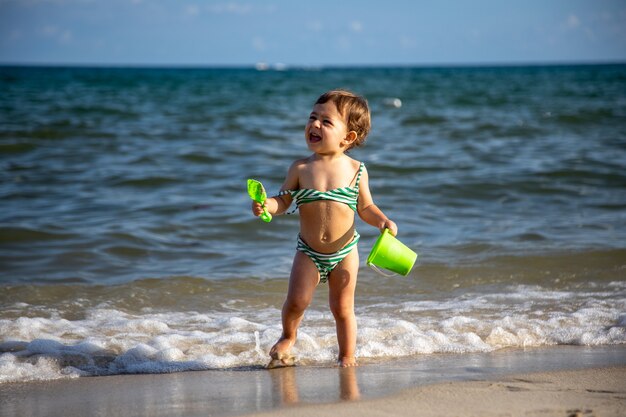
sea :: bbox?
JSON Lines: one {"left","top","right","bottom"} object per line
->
{"left": 0, "top": 64, "right": 625, "bottom": 384}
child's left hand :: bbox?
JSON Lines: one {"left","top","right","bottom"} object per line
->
{"left": 381, "top": 219, "right": 398, "bottom": 236}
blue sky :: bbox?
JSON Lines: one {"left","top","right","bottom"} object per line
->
{"left": 1, "top": 0, "right": 625, "bottom": 66}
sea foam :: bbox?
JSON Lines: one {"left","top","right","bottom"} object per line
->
{"left": 0, "top": 284, "right": 624, "bottom": 383}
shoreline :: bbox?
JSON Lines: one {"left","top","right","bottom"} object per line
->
{"left": 0, "top": 345, "right": 624, "bottom": 417}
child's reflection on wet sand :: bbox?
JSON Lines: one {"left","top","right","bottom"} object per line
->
{"left": 269, "top": 366, "right": 360, "bottom": 406}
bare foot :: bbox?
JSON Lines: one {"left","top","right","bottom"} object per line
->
{"left": 269, "top": 336, "right": 295, "bottom": 357}
{"left": 267, "top": 337, "right": 296, "bottom": 369}
{"left": 266, "top": 352, "right": 296, "bottom": 369}
{"left": 337, "top": 356, "right": 358, "bottom": 367}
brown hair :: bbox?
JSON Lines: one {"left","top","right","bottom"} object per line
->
{"left": 315, "top": 89, "right": 371, "bottom": 149}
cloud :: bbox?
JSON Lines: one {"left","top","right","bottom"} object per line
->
{"left": 206, "top": 2, "right": 252, "bottom": 15}
{"left": 41, "top": 25, "right": 58, "bottom": 36}
{"left": 6, "top": 0, "right": 96, "bottom": 4}
{"left": 350, "top": 21, "right": 363, "bottom": 33}
{"left": 41, "top": 25, "right": 72, "bottom": 43}
{"left": 566, "top": 14, "right": 580, "bottom": 29}
{"left": 181, "top": 2, "right": 276, "bottom": 17}
{"left": 60, "top": 30, "right": 72, "bottom": 42}
{"left": 185, "top": 4, "right": 199, "bottom": 17}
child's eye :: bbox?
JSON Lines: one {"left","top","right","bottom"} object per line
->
{"left": 323, "top": 119, "right": 333, "bottom": 125}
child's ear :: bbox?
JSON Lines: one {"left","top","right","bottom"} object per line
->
{"left": 344, "top": 131, "right": 358, "bottom": 146}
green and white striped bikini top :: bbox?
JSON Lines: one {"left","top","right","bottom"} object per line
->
{"left": 279, "top": 162, "right": 365, "bottom": 212}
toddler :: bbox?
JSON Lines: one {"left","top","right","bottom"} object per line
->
{"left": 251, "top": 89, "right": 397, "bottom": 367}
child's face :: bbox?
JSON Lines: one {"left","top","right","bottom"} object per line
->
{"left": 305, "top": 101, "right": 355, "bottom": 154}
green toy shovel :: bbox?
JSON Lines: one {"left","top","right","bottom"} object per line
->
{"left": 247, "top": 179, "right": 272, "bottom": 222}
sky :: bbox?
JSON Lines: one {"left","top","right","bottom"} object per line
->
{"left": 1, "top": 0, "right": 625, "bottom": 67}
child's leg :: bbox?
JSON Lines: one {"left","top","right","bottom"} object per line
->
{"left": 269, "top": 251, "right": 319, "bottom": 360}
{"left": 328, "top": 248, "right": 359, "bottom": 367}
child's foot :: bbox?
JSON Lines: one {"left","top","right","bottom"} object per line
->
{"left": 266, "top": 351, "right": 296, "bottom": 369}
{"left": 337, "top": 356, "right": 358, "bottom": 367}
{"left": 269, "top": 336, "right": 295, "bottom": 357}
{"left": 267, "top": 337, "right": 296, "bottom": 369}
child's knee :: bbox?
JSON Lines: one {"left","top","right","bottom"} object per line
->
{"left": 330, "top": 301, "right": 354, "bottom": 321}
{"left": 284, "top": 295, "right": 310, "bottom": 313}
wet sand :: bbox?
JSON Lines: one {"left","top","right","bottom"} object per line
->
{"left": 0, "top": 346, "right": 624, "bottom": 417}
{"left": 250, "top": 366, "right": 626, "bottom": 417}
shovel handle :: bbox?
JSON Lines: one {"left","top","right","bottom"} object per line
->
{"left": 260, "top": 205, "right": 272, "bottom": 222}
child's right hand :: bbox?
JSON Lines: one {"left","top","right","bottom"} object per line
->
{"left": 251, "top": 201, "right": 265, "bottom": 217}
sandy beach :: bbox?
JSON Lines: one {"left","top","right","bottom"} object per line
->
{"left": 0, "top": 346, "right": 624, "bottom": 417}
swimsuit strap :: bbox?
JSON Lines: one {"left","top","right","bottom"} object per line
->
{"left": 353, "top": 162, "right": 365, "bottom": 190}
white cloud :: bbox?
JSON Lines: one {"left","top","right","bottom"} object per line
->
{"left": 207, "top": 2, "right": 252, "bottom": 15}
{"left": 42, "top": 25, "right": 59, "bottom": 37}
{"left": 41, "top": 25, "right": 72, "bottom": 43}
{"left": 185, "top": 4, "right": 199, "bottom": 17}
{"left": 566, "top": 14, "right": 580, "bottom": 29}
{"left": 8, "top": 0, "right": 96, "bottom": 4}
{"left": 350, "top": 21, "right": 363, "bottom": 33}
{"left": 59, "top": 29, "right": 71, "bottom": 42}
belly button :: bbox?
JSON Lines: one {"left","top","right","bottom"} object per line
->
{"left": 321, "top": 234, "right": 330, "bottom": 242}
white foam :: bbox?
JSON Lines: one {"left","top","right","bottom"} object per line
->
{"left": 0, "top": 353, "right": 83, "bottom": 383}
{"left": 1, "top": 285, "right": 624, "bottom": 383}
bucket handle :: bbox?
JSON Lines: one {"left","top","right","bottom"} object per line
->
{"left": 367, "top": 262, "right": 398, "bottom": 277}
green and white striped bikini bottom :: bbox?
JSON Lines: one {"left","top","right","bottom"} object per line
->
{"left": 296, "top": 232, "right": 360, "bottom": 283}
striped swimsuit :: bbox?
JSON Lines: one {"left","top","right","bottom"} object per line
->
{"left": 279, "top": 162, "right": 364, "bottom": 283}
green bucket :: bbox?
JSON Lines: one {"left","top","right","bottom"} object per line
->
{"left": 366, "top": 229, "right": 417, "bottom": 276}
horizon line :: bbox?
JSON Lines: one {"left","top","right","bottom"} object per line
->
{"left": 1, "top": 59, "right": 625, "bottom": 70}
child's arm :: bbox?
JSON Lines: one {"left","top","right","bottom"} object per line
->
{"left": 251, "top": 161, "right": 300, "bottom": 217}
{"left": 356, "top": 167, "right": 398, "bottom": 236}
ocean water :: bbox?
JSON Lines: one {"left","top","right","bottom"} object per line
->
{"left": 0, "top": 64, "right": 625, "bottom": 383}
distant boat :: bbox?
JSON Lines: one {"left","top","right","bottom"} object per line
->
{"left": 383, "top": 98, "right": 402, "bottom": 108}
{"left": 255, "top": 62, "right": 288, "bottom": 71}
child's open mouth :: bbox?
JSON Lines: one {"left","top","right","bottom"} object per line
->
{"left": 309, "top": 133, "right": 322, "bottom": 143}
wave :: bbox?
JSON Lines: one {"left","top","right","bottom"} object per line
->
{"left": 0, "top": 226, "right": 79, "bottom": 243}
{"left": 1, "top": 281, "right": 623, "bottom": 383}
{"left": 112, "top": 176, "right": 182, "bottom": 188}
{"left": 0, "top": 142, "right": 38, "bottom": 154}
